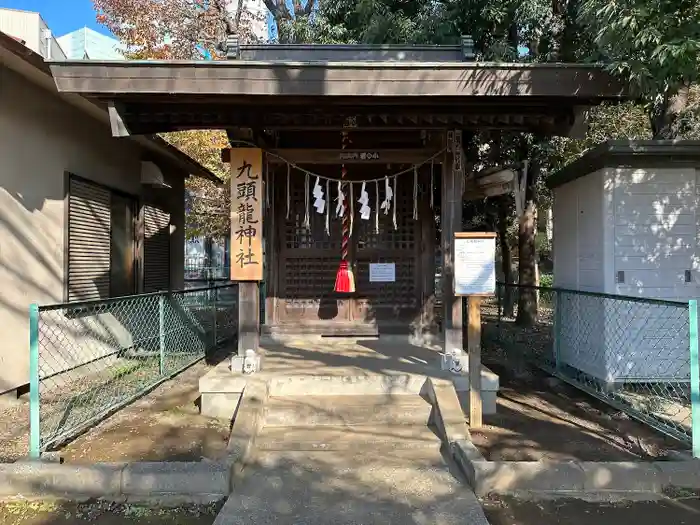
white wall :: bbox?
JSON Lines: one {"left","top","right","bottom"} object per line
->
{"left": 553, "top": 165, "right": 693, "bottom": 383}
{"left": 0, "top": 65, "right": 184, "bottom": 394}
{"left": 0, "top": 9, "right": 65, "bottom": 60}
{"left": 552, "top": 169, "right": 604, "bottom": 292}
{"left": 612, "top": 167, "right": 697, "bottom": 301}
{"left": 39, "top": 17, "right": 66, "bottom": 60}
{"left": 0, "top": 9, "right": 41, "bottom": 54}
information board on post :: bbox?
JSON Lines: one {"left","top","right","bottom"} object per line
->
{"left": 230, "top": 148, "right": 264, "bottom": 281}
{"left": 454, "top": 232, "right": 496, "bottom": 297}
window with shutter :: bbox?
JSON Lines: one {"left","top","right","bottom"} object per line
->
{"left": 143, "top": 203, "right": 171, "bottom": 293}
{"left": 67, "top": 177, "right": 111, "bottom": 302}
{"left": 67, "top": 175, "right": 139, "bottom": 301}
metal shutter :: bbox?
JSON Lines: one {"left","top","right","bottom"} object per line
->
{"left": 67, "top": 177, "right": 111, "bottom": 302}
{"left": 143, "top": 204, "right": 171, "bottom": 292}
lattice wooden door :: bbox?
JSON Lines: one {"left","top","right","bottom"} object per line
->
{"left": 353, "top": 179, "right": 421, "bottom": 327}
{"left": 277, "top": 175, "right": 352, "bottom": 325}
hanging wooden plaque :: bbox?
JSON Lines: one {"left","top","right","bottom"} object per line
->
{"left": 229, "top": 148, "right": 263, "bottom": 281}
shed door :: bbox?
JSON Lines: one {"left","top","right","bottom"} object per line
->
{"left": 67, "top": 176, "right": 111, "bottom": 302}
{"left": 143, "top": 203, "right": 171, "bottom": 292}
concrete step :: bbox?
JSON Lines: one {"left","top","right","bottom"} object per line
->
{"left": 264, "top": 394, "right": 433, "bottom": 426}
{"left": 253, "top": 447, "right": 446, "bottom": 469}
{"left": 214, "top": 446, "right": 490, "bottom": 525}
{"left": 255, "top": 424, "right": 442, "bottom": 451}
{"left": 268, "top": 374, "right": 429, "bottom": 396}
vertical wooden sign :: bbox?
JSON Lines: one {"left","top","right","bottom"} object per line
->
{"left": 230, "top": 148, "right": 264, "bottom": 281}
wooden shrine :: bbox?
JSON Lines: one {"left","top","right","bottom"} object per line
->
{"left": 48, "top": 38, "right": 627, "bottom": 359}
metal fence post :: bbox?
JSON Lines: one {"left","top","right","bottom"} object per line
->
{"left": 29, "top": 303, "right": 40, "bottom": 460}
{"left": 554, "top": 289, "right": 563, "bottom": 372}
{"left": 689, "top": 299, "right": 700, "bottom": 458}
{"left": 496, "top": 283, "right": 502, "bottom": 339}
{"left": 159, "top": 294, "right": 165, "bottom": 376}
{"left": 212, "top": 288, "right": 218, "bottom": 349}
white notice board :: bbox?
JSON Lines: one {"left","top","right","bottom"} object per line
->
{"left": 454, "top": 233, "right": 496, "bottom": 296}
{"left": 369, "top": 263, "right": 396, "bottom": 282}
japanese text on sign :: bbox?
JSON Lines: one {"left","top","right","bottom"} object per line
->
{"left": 230, "top": 148, "right": 263, "bottom": 281}
{"left": 454, "top": 233, "right": 496, "bottom": 296}
{"left": 369, "top": 263, "right": 396, "bottom": 282}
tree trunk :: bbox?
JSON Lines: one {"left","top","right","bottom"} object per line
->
{"left": 497, "top": 197, "right": 515, "bottom": 318}
{"left": 515, "top": 158, "right": 539, "bottom": 326}
{"left": 234, "top": 0, "right": 245, "bottom": 30}
{"left": 651, "top": 83, "right": 690, "bottom": 139}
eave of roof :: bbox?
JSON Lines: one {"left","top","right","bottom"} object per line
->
{"left": 0, "top": 31, "right": 221, "bottom": 184}
{"left": 47, "top": 59, "right": 628, "bottom": 102}
{"left": 547, "top": 140, "right": 700, "bottom": 189}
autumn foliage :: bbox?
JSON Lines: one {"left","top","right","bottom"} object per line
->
{"left": 92, "top": 1, "right": 264, "bottom": 238}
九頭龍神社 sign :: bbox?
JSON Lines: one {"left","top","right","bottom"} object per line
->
{"left": 230, "top": 148, "right": 263, "bottom": 281}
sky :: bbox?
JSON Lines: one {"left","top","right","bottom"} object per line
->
{"left": 2, "top": 0, "right": 111, "bottom": 37}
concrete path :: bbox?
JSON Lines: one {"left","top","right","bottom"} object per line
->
{"left": 214, "top": 394, "right": 490, "bottom": 524}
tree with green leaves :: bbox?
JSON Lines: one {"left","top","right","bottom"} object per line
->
{"left": 580, "top": 0, "right": 700, "bottom": 138}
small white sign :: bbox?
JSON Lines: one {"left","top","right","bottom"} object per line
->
{"left": 369, "top": 262, "right": 396, "bottom": 282}
{"left": 454, "top": 235, "right": 496, "bottom": 296}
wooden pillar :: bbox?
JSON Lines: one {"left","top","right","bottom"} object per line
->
{"left": 441, "top": 131, "right": 464, "bottom": 353}
{"left": 264, "top": 158, "right": 277, "bottom": 328}
{"left": 238, "top": 282, "right": 260, "bottom": 353}
{"left": 467, "top": 295, "right": 483, "bottom": 428}
{"left": 419, "top": 169, "right": 436, "bottom": 338}
{"left": 229, "top": 147, "right": 264, "bottom": 354}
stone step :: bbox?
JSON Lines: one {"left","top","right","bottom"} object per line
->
{"left": 253, "top": 447, "right": 446, "bottom": 469}
{"left": 268, "top": 374, "right": 429, "bottom": 396}
{"left": 264, "top": 394, "right": 433, "bottom": 426}
{"left": 255, "top": 424, "right": 441, "bottom": 451}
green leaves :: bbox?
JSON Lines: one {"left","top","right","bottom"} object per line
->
{"left": 579, "top": 0, "right": 699, "bottom": 136}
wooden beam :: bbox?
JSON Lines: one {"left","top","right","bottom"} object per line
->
{"left": 107, "top": 101, "right": 130, "bottom": 137}
{"left": 50, "top": 62, "right": 627, "bottom": 100}
{"left": 266, "top": 148, "right": 443, "bottom": 165}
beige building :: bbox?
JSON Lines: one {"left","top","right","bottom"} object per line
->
{"left": 0, "top": 31, "right": 219, "bottom": 397}
{"left": 0, "top": 7, "right": 66, "bottom": 59}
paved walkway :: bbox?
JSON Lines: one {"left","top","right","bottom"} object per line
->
{"left": 213, "top": 339, "right": 491, "bottom": 524}
{"left": 215, "top": 449, "right": 489, "bottom": 524}
{"left": 254, "top": 336, "right": 454, "bottom": 378}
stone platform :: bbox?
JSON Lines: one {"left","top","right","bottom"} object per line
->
{"left": 198, "top": 336, "right": 500, "bottom": 421}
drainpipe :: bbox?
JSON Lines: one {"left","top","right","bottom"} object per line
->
{"left": 42, "top": 29, "right": 52, "bottom": 60}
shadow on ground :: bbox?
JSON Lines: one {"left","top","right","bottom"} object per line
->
{"left": 54, "top": 349, "right": 233, "bottom": 463}
{"left": 482, "top": 493, "right": 700, "bottom": 525}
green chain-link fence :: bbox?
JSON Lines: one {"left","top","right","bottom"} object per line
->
{"left": 29, "top": 284, "right": 237, "bottom": 457}
{"left": 184, "top": 263, "right": 265, "bottom": 322}
{"left": 482, "top": 283, "right": 698, "bottom": 448}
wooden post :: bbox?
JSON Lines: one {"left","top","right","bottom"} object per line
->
{"left": 238, "top": 282, "right": 260, "bottom": 353}
{"left": 454, "top": 232, "right": 497, "bottom": 430}
{"left": 467, "top": 295, "right": 483, "bottom": 428}
{"left": 229, "top": 147, "right": 264, "bottom": 354}
{"left": 441, "top": 131, "right": 464, "bottom": 354}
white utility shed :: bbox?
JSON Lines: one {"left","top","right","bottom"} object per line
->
{"left": 548, "top": 141, "right": 698, "bottom": 384}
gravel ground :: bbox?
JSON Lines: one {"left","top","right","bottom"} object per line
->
{"left": 482, "top": 492, "right": 700, "bottom": 525}
{"left": 56, "top": 357, "right": 231, "bottom": 462}
{"left": 0, "top": 353, "right": 231, "bottom": 463}
{"left": 0, "top": 500, "right": 223, "bottom": 525}
{"left": 0, "top": 397, "right": 29, "bottom": 462}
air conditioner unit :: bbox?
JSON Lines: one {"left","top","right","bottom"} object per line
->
{"left": 141, "top": 161, "right": 171, "bottom": 188}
